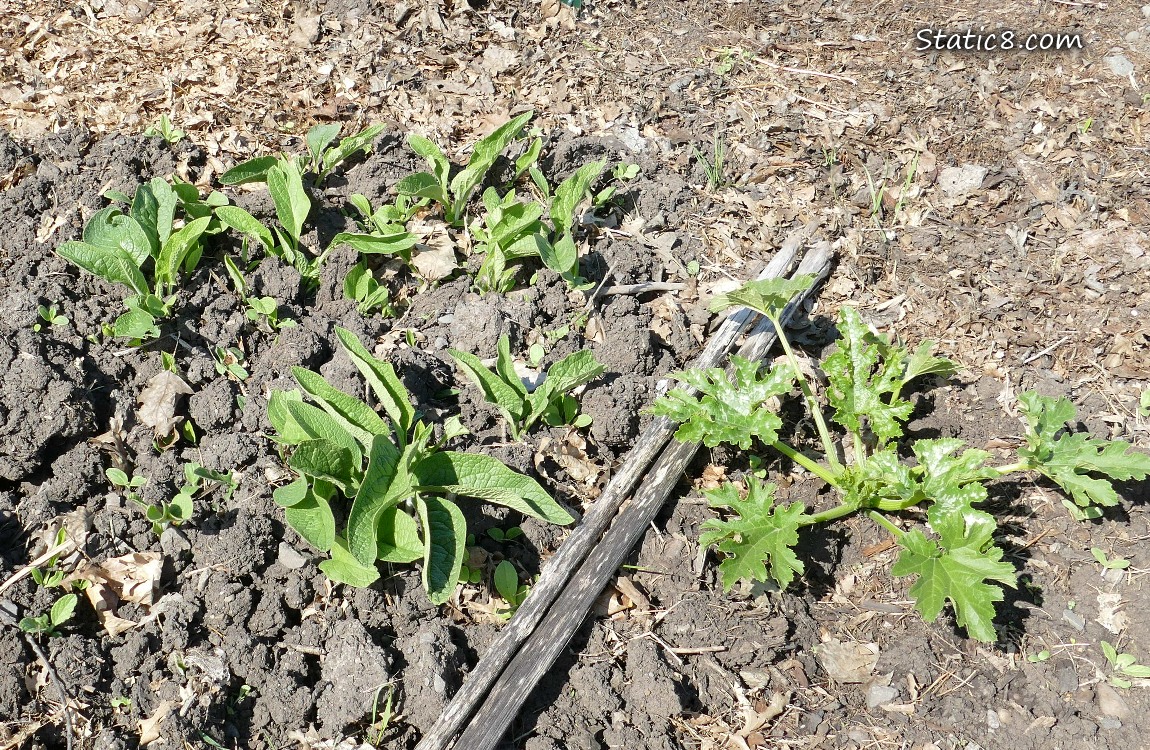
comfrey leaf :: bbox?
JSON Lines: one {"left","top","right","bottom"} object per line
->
{"left": 653, "top": 355, "right": 794, "bottom": 449}
{"left": 1017, "top": 391, "right": 1150, "bottom": 511}
{"left": 700, "top": 478, "right": 807, "bottom": 590}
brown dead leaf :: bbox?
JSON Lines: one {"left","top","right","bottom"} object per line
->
{"left": 89, "top": 416, "right": 131, "bottom": 471}
{"left": 69, "top": 551, "right": 163, "bottom": 635}
{"left": 812, "top": 638, "right": 880, "bottom": 683}
{"left": 408, "top": 218, "right": 459, "bottom": 281}
{"left": 137, "top": 370, "right": 192, "bottom": 438}
{"left": 289, "top": 9, "right": 322, "bottom": 47}
{"left": 139, "top": 700, "right": 173, "bottom": 745}
{"left": 480, "top": 46, "right": 520, "bottom": 76}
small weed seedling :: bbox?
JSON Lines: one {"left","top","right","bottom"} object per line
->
{"left": 449, "top": 335, "right": 605, "bottom": 440}
{"left": 1101, "top": 640, "right": 1150, "bottom": 688}
{"left": 692, "top": 137, "right": 728, "bottom": 192}
{"left": 213, "top": 345, "right": 250, "bottom": 381}
{"left": 397, "top": 112, "right": 534, "bottom": 226}
{"left": 1139, "top": 388, "right": 1149, "bottom": 417}
{"left": 493, "top": 559, "right": 530, "bottom": 619}
{"left": 245, "top": 295, "right": 296, "bottom": 332}
{"left": 488, "top": 525, "right": 524, "bottom": 543}
{"left": 28, "top": 528, "right": 72, "bottom": 588}
{"left": 33, "top": 304, "right": 69, "bottom": 332}
{"left": 18, "top": 592, "right": 78, "bottom": 637}
{"left": 652, "top": 276, "right": 1150, "bottom": 642}
{"left": 1027, "top": 649, "right": 1052, "bottom": 663}
{"left": 1091, "top": 547, "right": 1130, "bottom": 571}
{"left": 268, "top": 328, "right": 573, "bottom": 603}
{"left": 221, "top": 123, "right": 385, "bottom": 185}
{"left": 56, "top": 177, "right": 226, "bottom": 340}
{"left": 143, "top": 114, "right": 186, "bottom": 145}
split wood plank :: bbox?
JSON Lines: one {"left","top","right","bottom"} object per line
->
{"left": 415, "top": 221, "right": 822, "bottom": 750}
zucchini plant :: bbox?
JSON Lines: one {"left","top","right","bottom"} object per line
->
{"left": 653, "top": 277, "right": 1150, "bottom": 642}
{"left": 268, "top": 328, "right": 574, "bottom": 603}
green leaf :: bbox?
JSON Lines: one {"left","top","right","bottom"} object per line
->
{"left": 495, "top": 336, "right": 526, "bottom": 398}
{"left": 823, "top": 306, "right": 913, "bottom": 443}
{"left": 267, "top": 159, "right": 310, "bottom": 243}
{"left": 407, "top": 134, "right": 450, "bottom": 188}
{"left": 57, "top": 242, "right": 150, "bottom": 297}
{"left": 448, "top": 111, "right": 533, "bottom": 222}
{"left": 284, "top": 483, "right": 336, "bottom": 552}
{"left": 413, "top": 451, "right": 574, "bottom": 525}
{"left": 913, "top": 438, "right": 996, "bottom": 544}
{"left": 283, "top": 400, "right": 363, "bottom": 468}
{"left": 81, "top": 206, "right": 153, "bottom": 268}
{"left": 129, "top": 177, "right": 166, "bottom": 255}
{"left": 335, "top": 328, "right": 415, "bottom": 435}
{"left": 699, "top": 478, "right": 806, "bottom": 590}
{"left": 377, "top": 506, "right": 423, "bottom": 563}
{"left": 525, "top": 349, "right": 605, "bottom": 429}
{"left": 493, "top": 559, "right": 519, "bottom": 602}
{"left": 396, "top": 172, "right": 448, "bottom": 204}
{"left": 220, "top": 156, "right": 279, "bottom": 185}
{"left": 328, "top": 231, "right": 417, "bottom": 255}
{"left": 273, "top": 476, "right": 310, "bottom": 507}
{"left": 292, "top": 366, "right": 390, "bottom": 449}
{"left": 652, "top": 356, "right": 794, "bottom": 449}
{"left": 902, "top": 340, "right": 957, "bottom": 386}
{"left": 449, "top": 346, "right": 528, "bottom": 432}
{"left": 319, "top": 535, "right": 380, "bottom": 587}
{"left": 50, "top": 594, "right": 78, "bottom": 628}
{"left": 306, "top": 123, "right": 342, "bottom": 169}
{"left": 514, "top": 137, "right": 542, "bottom": 180}
{"left": 540, "top": 232, "right": 578, "bottom": 277}
{"left": 891, "top": 529, "right": 1016, "bottom": 642}
{"left": 418, "top": 494, "right": 468, "bottom": 605}
{"left": 155, "top": 215, "right": 211, "bottom": 291}
{"left": 112, "top": 307, "right": 160, "bottom": 339}
{"left": 215, "top": 205, "right": 273, "bottom": 250}
{"left": 288, "top": 439, "right": 357, "bottom": 494}
{"left": 708, "top": 275, "right": 817, "bottom": 319}
{"left": 347, "top": 435, "right": 408, "bottom": 565}
{"left": 1017, "top": 391, "right": 1150, "bottom": 511}
{"left": 321, "top": 124, "right": 386, "bottom": 177}
{"left": 550, "top": 159, "right": 605, "bottom": 237}
{"left": 267, "top": 389, "right": 307, "bottom": 443}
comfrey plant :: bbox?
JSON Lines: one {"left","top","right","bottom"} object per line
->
{"left": 653, "top": 277, "right": 1150, "bottom": 641}
{"left": 268, "top": 328, "right": 573, "bottom": 603}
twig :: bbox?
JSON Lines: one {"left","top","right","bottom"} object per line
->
{"left": 1021, "top": 336, "right": 1070, "bottom": 365}
{"left": 601, "top": 282, "right": 686, "bottom": 295}
{"left": 0, "top": 540, "right": 76, "bottom": 598}
{"left": 749, "top": 57, "right": 858, "bottom": 85}
{"left": 0, "top": 601, "right": 76, "bottom": 750}
{"left": 414, "top": 222, "right": 821, "bottom": 750}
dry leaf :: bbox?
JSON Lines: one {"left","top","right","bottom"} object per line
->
{"left": 289, "top": 10, "right": 322, "bottom": 46}
{"left": 408, "top": 219, "right": 460, "bottom": 281}
{"left": 481, "top": 46, "right": 520, "bottom": 76}
{"left": 812, "top": 638, "right": 880, "bottom": 683}
{"left": 137, "top": 370, "right": 192, "bottom": 438}
{"left": 69, "top": 551, "right": 163, "bottom": 635}
{"left": 139, "top": 700, "right": 173, "bottom": 745}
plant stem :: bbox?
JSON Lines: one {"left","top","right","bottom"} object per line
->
{"left": 803, "top": 502, "right": 859, "bottom": 526}
{"left": 770, "top": 440, "right": 839, "bottom": 486}
{"left": 989, "top": 461, "right": 1030, "bottom": 476}
{"left": 766, "top": 313, "right": 843, "bottom": 471}
{"left": 868, "top": 510, "right": 904, "bottom": 539}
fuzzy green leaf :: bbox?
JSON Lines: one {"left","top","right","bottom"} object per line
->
{"left": 493, "top": 559, "right": 520, "bottom": 602}
{"left": 220, "top": 156, "right": 279, "bottom": 185}
{"left": 155, "top": 215, "right": 210, "bottom": 290}
{"left": 283, "top": 400, "right": 362, "bottom": 468}
{"left": 288, "top": 439, "right": 357, "bottom": 494}
{"left": 57, "top": 241, "right": 150, "bottom": 297}
{"left": 50, "top": 594, "right": 78, "bottom": 628}
{"left": 396, "top": 172, "right": 447, "bottom": 204}
{"left": 700, "top": 478, "right": 806, "bottom": 590}
{"left": 653, "top": 355, "right": 794, "bottom": 449}
{"left": 320, "top": 125, "right": 386, "bottom": 175}
{"left": 414, "top": 451, "right": 573, "bottom": 525}
{"left": 292, "top": 366, "right": 390, "bottom": 449}
{"left": 335, "top": 327, "right": 415, "bottom": 436}
{"left": 329, "top": 231, "right": 417, "bottom": 255}
{"left": 1017, "top": 391, "right": 1150, "bottom": 511}
{"left": 525, "top": 349, "right": 605, "bottom": 429}
{"left": 273, "top": 476, "right": 310, "bottom": 508}
{"left": 215, "top": 205, "right": 273, "bottom": 250}
{"left": 449, "top": 111, "right": 533, "bottom": 222}
{"left": 449, "top": 346, "right": 528, "bottom": 430}
{"left": 407, "top": 135, "right": 450, "bottom": 187}
{"left": 82, "top": 207, "right": 153, "bottom": 267}
{"left": 891, "top": 529, "right": 1016, "bottom": 642}
{"left": 346, "top": 435, "right": 408, "bottom": 565}
{"left": 306, "top": 124, "right": 342, "bottom": 168}
{"left": 551, "top": 159, "right": 605, "bottom": 237}
{"left": 267, "top": 159, "right": 310, "bottom": 243}
{"left": 319, "top": 535, "right": 380, "bottom": 587}
{"left": 267, "top": 390, "right": 307, "bottom": 443}
{"left": 284, "top": 483, "right": 336, "bottom": 552}
{"left": 377, "top": 506, "right": 423, "bottom": 563}
{"left": 419, "top": 494, "right": 468, "bottom": 605}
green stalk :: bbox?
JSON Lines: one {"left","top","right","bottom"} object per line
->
{"left": 767, "top": 313, "right": 842, "bottom": 470}
{"left": 989, "top": 461, "right": 1030, "bottom": 476}
{"left": 868, "top": 510, "right": 904, "bottom": 539}
{"left": 802, "top": 501, "right": 859, "bottom": 526}
{"left": 770, "top": 440, "right": 840, "bottom": 486}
